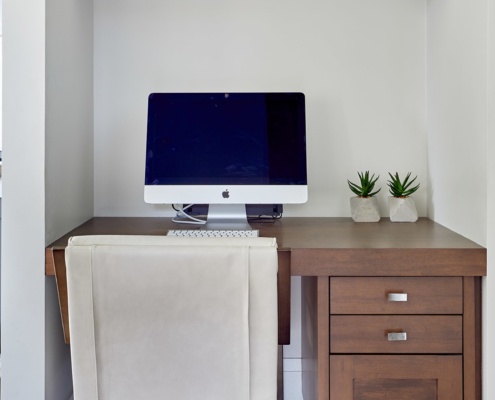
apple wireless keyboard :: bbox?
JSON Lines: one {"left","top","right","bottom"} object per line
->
{"left": 167, "top": 229, "right": 259, "bottom": 238}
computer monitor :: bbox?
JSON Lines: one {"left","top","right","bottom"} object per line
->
{"left": 144, "top": 92, "right": 307, "bottom": 229}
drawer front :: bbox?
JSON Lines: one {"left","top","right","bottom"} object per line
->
{"left": 330, "top": 277, "right": 463, "bottom": 314}
{"left": 330, "top": 355, "right": 463, "bottom": 400}
{"left": 330, "top": 315, "right": 462, "bottom": 354}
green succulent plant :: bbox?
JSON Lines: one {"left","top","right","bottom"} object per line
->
{"left": 347, "top": 171, "right": 381, "bottom": 197}
{"left": 387, "top": 172, "right": 420, "bottom": 197}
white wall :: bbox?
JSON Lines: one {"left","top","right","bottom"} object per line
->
{"left": 93, "top": 0, "right": 427, "bottom": 218}
{"left": 426, "top": 1, "right": 491, "bottom": 399}
{"left": 486, "top": 0, "right": 495, "bottom": 398}
{"left": 2, "top": 0, "right": 94, "bottom": 398}
{"left": 426, "top": 0, "right": 487, "bottom": 245}
{"left": 44, "top": 0, "right": 94, "bottom": 398}
{"left": 45, "top": 0, "right": 94, "bottom": 245}
{"left": 2, "top": 1, "right": 46, "bottom": 398}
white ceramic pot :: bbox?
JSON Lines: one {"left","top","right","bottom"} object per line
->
{"left": 350, "top": 196, "right": 380, "bottom": 222}
{"left": 388, "top": 196, "right": 418, "bottom": 222}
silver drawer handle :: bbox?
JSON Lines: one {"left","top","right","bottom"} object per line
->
{"left": 387, "top": 293, "right": 408, "bottom": 302}
{"left": 387, "top": 332, "right": 407, "bottom": 341}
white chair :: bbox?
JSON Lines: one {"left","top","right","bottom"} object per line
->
{"left": 66, "top": 235, "right": 278, "bottom": 400}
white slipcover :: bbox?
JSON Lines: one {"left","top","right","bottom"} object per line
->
{"left": 66, "top": 235, "right": 278, "bottom": 400}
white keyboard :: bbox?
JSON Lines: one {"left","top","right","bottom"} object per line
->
{"left": 167, "top": 229, "right": 259, "bottom": 238}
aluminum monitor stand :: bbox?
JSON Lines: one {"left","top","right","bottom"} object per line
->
{"left": 204, "top": 204, "right": 252, "bottom": 231}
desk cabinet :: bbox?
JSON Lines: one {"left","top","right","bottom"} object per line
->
{"left": 330, "top": 277, "right": 463, "bottom": 400}
{"left": 302, "top": 275, "right": 482, "bottom": 400}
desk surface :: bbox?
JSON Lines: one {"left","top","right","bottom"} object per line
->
{"left": 45, "top": 217, "right": 486, "bottom": 345}
{"left": 46, "top": 217, "right": 486, "bottom": 277}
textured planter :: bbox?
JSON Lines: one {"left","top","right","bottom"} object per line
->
{"left": 350, "top": 196, "right": 380, "bottom": 222}
{"left": 388, "top": 196, "right": 418, "bottom": 222}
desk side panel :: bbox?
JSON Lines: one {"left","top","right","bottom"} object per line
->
{"left": 277, "top": 250, "right": 291, "bottom": 345}
{"left": 301, "top": 276, "right": 318, "bottom": 400}
{"left": 301, "top": 276, "right": 329, "bottom": 400}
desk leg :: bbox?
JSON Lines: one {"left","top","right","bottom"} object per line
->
{"left": 52, "top": 249, "right": 70, "bottom": 344}
{"left": 278, "top": 250, "right": 291, "bottom": 345}
{"left": 301, "top": 276, "right": 329, "bottom": 400}
{"left": 316, "top": 276, "right": 329, "bottom": 400}
{"left": 278, "top": 346, "right": 284, "bottom": 400}
{"left": 463, "top": 276, "right": 482, "bottom": 400}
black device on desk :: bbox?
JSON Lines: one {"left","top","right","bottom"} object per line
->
{"left": 144, "top": 92, "right": 308, "bottom": 232}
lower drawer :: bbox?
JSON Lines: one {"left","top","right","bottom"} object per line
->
{"left": 330, "top": 355, "right": 463, "bottom": 400}
{"left": 330, "top": 315, "right": 462, "bottom": 354}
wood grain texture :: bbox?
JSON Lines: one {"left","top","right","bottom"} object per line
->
{"left": 53, "top": 249, "right": 70, "bottom": 343}
{"left": 45, "top": 248, "right": 56, "bottom": 276}
{"left": 301, "top": 277, "right": 318, "bottom": 400}
{"left": 45, "top": 216, "right": 486, "bottom": 250}
{"left": 301, "top": 277, "right": 330, "bottom": 400}
{"left": 291, "top": 247, "right": 486, "bottom": 276}
{"left": 463, "top": 277, "right": 482, "bottom": 400}
{"left": 316, "top": 277, "right": 329, "bottom": 400}
{"left": 330, "top": 277, "right": 463, "bottom": 314}
{"left": 330, "top": 315, "right": 462, "bottom": 354}
{"left": 330, "top": 355, "right": 463, "bottom": 400}
{"left": 353, "top": 379, "right": 437, "bottom": 400}
{"left": 277, "top": 346, "right": 283, "bottom": 400}
{"left": 46, "top": 217, "right": 487, "bottom": 277}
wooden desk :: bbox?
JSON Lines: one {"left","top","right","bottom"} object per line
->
{"left": 45, "top": 217, "right": 486, "bottom": 400}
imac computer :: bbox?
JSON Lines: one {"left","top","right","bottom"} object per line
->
{"left": 144, "top": 92, "right": 307, "bottom": 232}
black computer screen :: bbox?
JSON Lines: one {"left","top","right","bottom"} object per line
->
{"left": 145, "top": 92, "right": 307, "bottom": 186}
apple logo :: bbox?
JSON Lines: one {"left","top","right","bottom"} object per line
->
{"left": 222, "top": 189, "right": 230, "bottom": 199}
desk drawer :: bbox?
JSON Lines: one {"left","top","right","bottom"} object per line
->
{"left": 330, "top": 355, "right": 463, "bottom": 400}
{"left": 330, "top": 315, "right": 462, "bottom": 354}
{"left": 330, "top": 277, "right": 462, "bottom": 314}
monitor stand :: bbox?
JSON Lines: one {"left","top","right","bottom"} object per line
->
{"left": 204, "top": 204, "right": 252, "bottom": 231}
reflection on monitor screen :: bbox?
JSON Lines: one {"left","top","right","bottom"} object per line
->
{"left": 144, "top": 92, "right": 307, "bottom": 229}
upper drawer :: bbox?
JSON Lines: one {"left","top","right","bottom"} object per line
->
{"left": 330, "top": 277, "right": 463, "bottom": 314}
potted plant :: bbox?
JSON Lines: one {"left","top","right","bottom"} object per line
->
{"left": 347, "top": 171, "right": 381, "bottom": 222}
{"left": 387, "top": 172, "right": 420, "bottom": 222}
